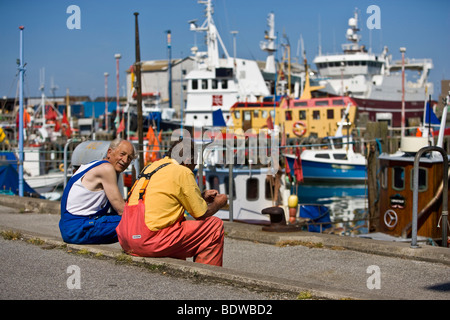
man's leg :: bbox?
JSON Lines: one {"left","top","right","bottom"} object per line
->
{"left": 87, "top": 215, "right": 122, "bottom": 244}
{"left": 154, "top": 216, "right": 225, "bottom": 266}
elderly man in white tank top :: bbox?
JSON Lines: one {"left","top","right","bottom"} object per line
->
{"left": 59, "top": 138, "right": 136, "bottom": 244}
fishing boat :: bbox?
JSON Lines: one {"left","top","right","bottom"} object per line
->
{"left": 285, "top": 103, "right": 367, "bottom": 183}
{"left": 313, "top": 8, "right": 434, "bottom": 127}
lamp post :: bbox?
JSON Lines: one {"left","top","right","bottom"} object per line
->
{"left": 400, "top": 47, "right": 406, "bottom": 137}
{"left": 18, "top": 26, "right": 25, "bottom": 197}
{"left": 115, "top": 53, "right": 121, "bottom": 137}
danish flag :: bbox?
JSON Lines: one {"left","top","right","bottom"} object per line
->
{"left": 212, "top": 95, "right": 223, "bottom": 106}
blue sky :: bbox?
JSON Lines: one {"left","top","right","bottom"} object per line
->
{"left": 1, "top": 0, "right": 449, "bottom": 100}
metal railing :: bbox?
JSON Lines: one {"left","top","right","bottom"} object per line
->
{"left": 411, "top": 146, "right": 448, "bottom": 248}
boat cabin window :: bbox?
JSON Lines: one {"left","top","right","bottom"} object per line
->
{"left": 265, "top": 178, "right": 275, "bottom": 200}
{"left": 315, "top": 154, "right": 330, "bottom": 159}
{"left": 253, "top": 110, "right": 259, "bottom": 118}
{"left": 243, "top": 111, "right": 251, "bottom": 121}
{"left": 246, "top": 178, "right": 259, "bottom": 201}
{"left": 294, "top": 101, "right": 308, "bottom": 107}
{"left": 269, "top": 110, "right": 275, "bottom": 118}
{"left": 410, "top": 167, "right": 428, "bottom": 192}
{"left": 212, "top": 79, "right": 218, "bottom": 89}
{"left": 313, "top": 110, "right": 320, "bottom": 120}
{"left": 202, "top": 79, "right": 208, "bottom": 90}
{"left": 381, "top": 167, "right": 388, "bottom": 189}
{"left": 327, "top": 109, "right": 334, "bottom": 119}
{"left": 299, "top": 110, "right": 306, "bottom": 120}
{"left": 333, "top": 153, "right": 348, "bottom": 160}
{"left": 392, "top": 167, "right": 405, "bottom": 190}
{"left": 221, "top": 80, "right": 228, "bottom": 89}
{"left": 261, "top": 110, "right": 268, "bottom": 118}
{"left": 285, "top": 111, "right": 292, "bottom": 121}
{"left": 192, "top": 79, "right": 198, "bottom": 90}
{"left": 234, "top": 111, "right": 241, "bottom": 119}
{"left": 224, "top": 176, "right": 236, "bottom": 199}
{"left": 208, "top": 175, "right": 220, "bottom": 193}
{"left": 332, "top": 99, "right": 344, "bottom": 106}
{"left": 315, "top": 100, "right": 329, "bottom": 106}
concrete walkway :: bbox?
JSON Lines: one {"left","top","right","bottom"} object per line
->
{"left": 0, "top": 194, "right": 449, "bottom": 300}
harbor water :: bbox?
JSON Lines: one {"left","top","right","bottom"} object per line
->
{"left": 295, "top": 182, "right": 369, "bottom": 235}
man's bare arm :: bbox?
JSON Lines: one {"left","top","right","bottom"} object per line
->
{"left": 196, "top": 193, "right": 228, "bottom": 220}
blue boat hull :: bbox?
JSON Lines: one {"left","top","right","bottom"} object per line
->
{"left": 300, "top": 159, "right": 366, "bottom": 182}
{"left": 286, "top": 155, "right": 367, "bottom": 182}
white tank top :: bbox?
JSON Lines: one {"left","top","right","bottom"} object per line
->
{"left": 66, "top": 161, "right": 109, "bottom": 216}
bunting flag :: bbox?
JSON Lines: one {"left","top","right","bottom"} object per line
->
{"left": 293, "top": 147, "right": 303, "bottom": 183}
{"left": 424, "top": 102, "right": 440, "bottom": 125}
{"left": 145, "top": 126, "right": 161, "bottom": 164}
{"left": 62, "top": 110, "right": 72, "bottom": 137}
{"left": 116, "top": 118, "right": 125, "bottom": 134}
{"left": 266, "top": 114, "right": 274, "bottom": 130}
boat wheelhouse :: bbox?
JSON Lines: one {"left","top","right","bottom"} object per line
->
{"left": 230, "top": 96, "right": 357, "bottom": 139}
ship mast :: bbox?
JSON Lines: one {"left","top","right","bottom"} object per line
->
{"left": 260, "top": 12, "right": 277, "bottom": 74}
{"left": 189, "top": 0, "right": 230, "bottom": 69}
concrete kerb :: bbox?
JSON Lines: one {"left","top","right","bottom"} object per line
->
{"left": 223, "top": 222, "right": 450, "bottom": 266}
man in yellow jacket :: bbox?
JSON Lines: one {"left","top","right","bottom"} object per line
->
{"left": 117, "top": 137, "right": 227, "bottom": 266}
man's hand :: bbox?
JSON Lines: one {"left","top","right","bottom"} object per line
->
{"left": 203, "top": 189, "right": 218, "bottom": 203}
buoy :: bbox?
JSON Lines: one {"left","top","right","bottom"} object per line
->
{"left": 288, "top": 195, "right": 298, "bottom": 208}
{"left": 288, "top": 195, "right": 298, "bottom": 224}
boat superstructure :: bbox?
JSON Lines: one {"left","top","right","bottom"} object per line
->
{"left": 313, "top": 9, "right": 433, "bottom": 127}
{"left": 184, "top": 0, "right": 269, "bottom": 128}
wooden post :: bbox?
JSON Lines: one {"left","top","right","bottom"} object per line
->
{"left": 134, "top": 12, "right": 144, "bottom": 171}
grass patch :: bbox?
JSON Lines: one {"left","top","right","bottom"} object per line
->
{"left": 297, "top": 291, "right": 313, "bottom": 300}
{"left": 276, "top": 240, "right": 323, "bottom": 249}
{"left": 0, "top": 230, "right": 23, "bottom": 240}
{"left": 115, "top": 253, "right": 133, "bottom": 264}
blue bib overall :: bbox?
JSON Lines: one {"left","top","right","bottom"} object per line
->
{"left": 59, "top": 160, "right": 121, "bottom": 244}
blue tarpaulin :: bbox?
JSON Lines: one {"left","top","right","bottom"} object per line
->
{"left": 0, "top": 165, "right": 42, "bottom": 198}
{"left": 299, "top": 204, "right": 332, "bottom": 232}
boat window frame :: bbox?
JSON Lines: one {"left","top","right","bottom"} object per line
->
{"left": 201, "top": 79, "right": 208, "bottom": 90}
{"left": 333, "top": 153, "right": 348, "bottom": 160}
{"left": 312, "top": 110, "right": 320, "bottom": 120}
{"left": 246, "top": 177, "right": 259, "bottom": 201}
{"left": 315, "top": 153, "right": 330, "bottom": 159}
{"left": 208, "top": 175, "right": 221, "bottom": 193}
{"left": 299, "top": 110, "right": 306, "bottom": 120}
{"left": 212, "top": 79, "right": 218, "bottom": 90}
{"left": 381, "top": 166, "right": 388, "bottom": 189}
{"left": 326, "top": 109, "right": 334, "bottom": 119}
{"left": 191, "top": 79, "right": 198, "bottom": 90}
{"left": 410, "top": 167, "right": 428, "bottom": 192}
{"left": 285, "top": 110, "right": 292, "bottom": 121}
{"left": 392, "top": 166, "right": 405, "bottom": 191}
{"left": 221, "top": 79, "right": 228, "bottom": 89}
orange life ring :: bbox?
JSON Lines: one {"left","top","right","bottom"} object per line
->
{"left": 292, "top": 121, "right": 307, "bottom": 137}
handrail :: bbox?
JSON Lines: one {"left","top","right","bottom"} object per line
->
{"left": 411, "top": 146, "right": 448, "bottom": 248}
